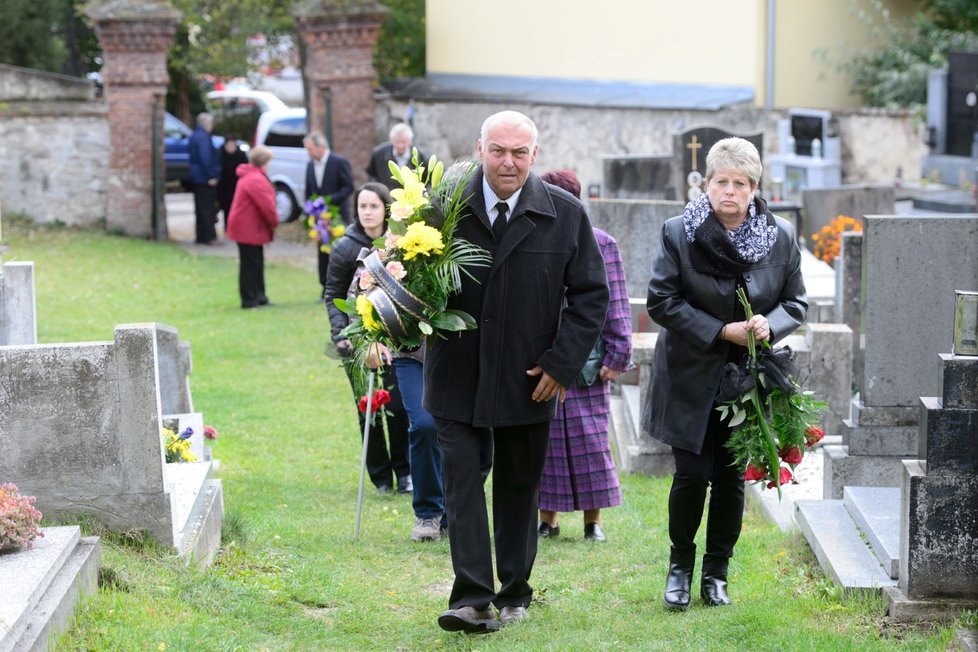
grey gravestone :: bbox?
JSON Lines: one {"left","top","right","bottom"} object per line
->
{"left": 801, "top": 184, "right": 895, "bottom": 252}
{"left": 156, "top": 323, "right": 194, "bottom": 415}
{"left": 588, "top": 198, "right": 684, "bottom": 301}
{"left": 0, "top": 249, "right": 36, "bottom": 345}
{"left": 0, "top": 323, "right": 223, "bottom": 562}
{"left": 825, "top": 215, "right": 978, "bottom": 498}
{"left": 673, "top": 126, "right": 763, "bottom": 202}
{"left": 836, "top": 232, "right": 864, "bottom": 391}
{"left": 884, "top": 351, "right": 978, "bottom": 620}
{"left": 602, "top": 155, "right": 675, "bottom": 200}
{"left": 863, "top": 216, "right": 978, "bottom": 407}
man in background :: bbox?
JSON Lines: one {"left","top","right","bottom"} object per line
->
{"left": 303, "top": 131, "right": 354, "bottom": 301}
{"left": 189, "top": 112, "right": 221, "bottom": 245}
{"left": 365, "top": 123, "right": 429, "bottom": 191}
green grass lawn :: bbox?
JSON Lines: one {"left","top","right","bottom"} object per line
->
{"left": 5, "top": 221, "right": 953, "bottom": 650}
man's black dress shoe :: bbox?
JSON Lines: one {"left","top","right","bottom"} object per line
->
{"left": 376, "top": 485, "right": 392, "bottom": 495}
{"left": 583, "top": 522, "right": 607, "bottom": 542}
{"left": 437, "top": 606, "right": 498, "bottom": 634}
{"left": 537, "top": 522, "right": 560, "bottom": 538}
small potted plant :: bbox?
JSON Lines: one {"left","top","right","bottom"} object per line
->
{"left": 0, "top": 482, "right": 43, "bottom": 552}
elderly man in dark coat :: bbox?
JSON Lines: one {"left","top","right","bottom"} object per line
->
{"left": 425, "top": 110, "right": 609, "bottom": 633}
{"left": 365, "top": 122, "right": 430, "bottom": 191}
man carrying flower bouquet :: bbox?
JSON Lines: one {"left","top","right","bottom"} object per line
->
{"left": 303, "top": 131, "right": 354, "bottom": 301}
{"left": 425, "top": 110, "right": 609, "bottom": 633}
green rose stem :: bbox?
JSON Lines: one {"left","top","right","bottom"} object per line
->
{"left": 735, "top": 286, "right": 783, "bottom": 498}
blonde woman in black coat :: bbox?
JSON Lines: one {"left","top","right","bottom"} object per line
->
{"left": 643, "top": 137, "right": 807, "bottom": 610}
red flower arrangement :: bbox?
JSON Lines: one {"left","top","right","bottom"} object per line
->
{"left": 717, "top": 288, "right": 826, "bottom": 498}
{"left": 358, "top": 389, "right": 391, "bottom": 414}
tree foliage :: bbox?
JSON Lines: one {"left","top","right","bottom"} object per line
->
{"left": 831, "top": 0, "right": 978, "bottom": 109}
{"left": 374, "top": 0, "right": 425, "bottom": 80}
{"left": 0, "top": 0, "right": 98, "bottom": 77}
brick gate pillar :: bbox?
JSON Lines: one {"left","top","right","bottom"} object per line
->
{"left": 294, "top": 1, "right": 389, "bottom": 185}
{"left": 87, "top": 1, "right": 180, "bottom": 237}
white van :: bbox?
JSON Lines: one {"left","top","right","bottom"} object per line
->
{"left": 254, "top": 107, "right": 308, "bottom": 223}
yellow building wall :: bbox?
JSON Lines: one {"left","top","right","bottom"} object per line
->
{"left": 426, "top": 0, "right": 759, "bottom": 87}
{"left": 757, "top": 0, "right": 921, "bottom": 109}
{"left": 427, "top": 0, "right": 922, "bottom": 110}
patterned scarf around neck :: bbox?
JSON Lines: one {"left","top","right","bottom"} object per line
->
{"left": 682, "top": 192, "right": 778, "bottom": 277}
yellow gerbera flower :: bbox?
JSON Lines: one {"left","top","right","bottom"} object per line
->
{"left": 356, "top": 294, "right": 382, "bottom": 333}
{"left": 399, "top": 222, "right": 444, "bottom": 260}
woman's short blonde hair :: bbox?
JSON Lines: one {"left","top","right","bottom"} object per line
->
{"left": 249, "top": 145, "right": 273, "bottom": 168}
{"left": 705, "top": 137, "right": 762, "bottom": 188}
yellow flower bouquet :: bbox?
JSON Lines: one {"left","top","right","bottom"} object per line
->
{"left": 333, "top": 150, "right": 490, "bottom": 391}
{"left": 305, "top": 195, "right": 346, "bottom": 254}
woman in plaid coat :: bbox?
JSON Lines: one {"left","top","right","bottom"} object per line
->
{"left": 537, "top": 170, "right": 632, "bottom": 542}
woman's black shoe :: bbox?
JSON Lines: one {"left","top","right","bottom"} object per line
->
{"left": 701, "top": 558, "right": 732, "bottom": 606}
{"left": 663, "top": 552, "right": 694, "bottom": 610}
{"left": 537, "top": 522, "right": 560, "bottom": 539}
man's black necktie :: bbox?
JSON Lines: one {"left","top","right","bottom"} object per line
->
{"left": 493, "top": 202, "right": 508, "bottom": 242}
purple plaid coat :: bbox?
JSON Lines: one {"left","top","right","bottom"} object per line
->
{"left": 539, "top": 228, "right": 631, "bottom": 512}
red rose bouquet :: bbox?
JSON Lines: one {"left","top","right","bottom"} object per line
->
{"left": 717, "top": 287, "right": 826, "bottom": 498}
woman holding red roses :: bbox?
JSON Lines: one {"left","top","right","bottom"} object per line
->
{"left": 325, "top": 183, "right": 412, "bottom": 495}
{"left": 643, "top": 138, "right": 807, "bottom": 610}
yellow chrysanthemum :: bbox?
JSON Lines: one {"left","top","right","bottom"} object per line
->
{"left": 399, "top": 222, "right": 444, "bottom": 260}
{"left": 356, "top": 294, "right": 382, "bottom": 333}
{"left": 330, "top": 224, "right": 347, "bottom": 238}
{"left": 308, "top": 229, "right": 319, "bottom": 240}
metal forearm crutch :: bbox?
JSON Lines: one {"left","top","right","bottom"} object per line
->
{"left": 353, "top": 370, "right": 375, "bottom": 541}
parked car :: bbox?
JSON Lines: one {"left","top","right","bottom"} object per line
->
{"left": 206, "top": 89, "right": 289, "bottom": 148}
{"left": 164, "top": 112, "right": 249, "bottom": 190}
{"left": 254, "top": 107, "right": 308, "bottom": 222}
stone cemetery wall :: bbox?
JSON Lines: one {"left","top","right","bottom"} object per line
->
{"left": 801, "top": 184, "right": 895, "bottom": 250}
{"left": 0, "top": 65, "right": 108, "bottom": 227}
{"left": 588, "top": 198, "right": 684, "bottom": 300}
{"left": 377, "top": 98, "right": 926, "bottom": 203}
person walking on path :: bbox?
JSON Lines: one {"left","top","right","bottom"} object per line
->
{"left": 189, "top": 112, "right": 221, "bottom": 245}
{"left": 644, "top": 137, "right": 807, "bottom": 610}
{"left": 424, "top": 111, "right": 609, "bottom": 634}
{"left": 325, "top": 182, "right": 412, "bottom": 495}
{"left": 304, "top": 131, "right": 354, "bottom": 302}
{"left": 536, "top": 169, "right": 631, "bottom": 544}
{"left": 217, "top": 135, "right": 248, "bottom": 230}
{"left": 226, "top": 145, "right": 278, "bottom": 309}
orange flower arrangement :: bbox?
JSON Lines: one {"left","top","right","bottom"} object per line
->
{"left": 811, "top": 215, "right": 862, "bottom": 265}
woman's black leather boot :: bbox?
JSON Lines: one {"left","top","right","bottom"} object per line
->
{"left": 700, "top": 555, "right": 731, "bottom": 606}
{"left": 663, "top": 548, "right": 695, "bottom": 610}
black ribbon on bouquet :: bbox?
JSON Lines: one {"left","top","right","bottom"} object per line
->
{"left": 362, "top": 250, "right": 432, "bottom": 341}
{"left": 716, "top": 346, "right": 799, "bottom": 404}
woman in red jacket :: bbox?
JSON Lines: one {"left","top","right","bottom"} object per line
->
{"left": 226, "top": 145, "right": 279, "bottom": 309}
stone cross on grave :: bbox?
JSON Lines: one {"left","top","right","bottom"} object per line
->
{"left": 674, "top": 127, "right": 764, "bottom": 202}
{"left": 687, "top": 135, "right": 703, "bottom": 171}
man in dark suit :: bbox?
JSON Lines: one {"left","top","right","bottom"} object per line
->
{"left": 365, "top": 123, "right": 430, "bottom": 191}
{"left": 424, "top": 111, "right": 609, "bottom": 633}
{"left": 303, "top": 131, "right": 354, "bottom": 300}
{"left": 189, "top": 112, "right": 221, "bottom": 245}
